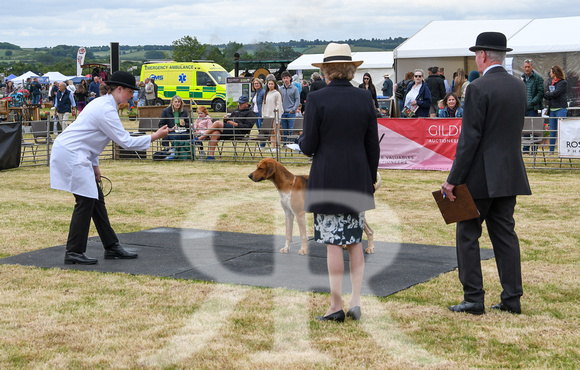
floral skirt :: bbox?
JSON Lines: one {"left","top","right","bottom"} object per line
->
{"left": 313, "top": 212, "right": 365, "bottom": 246}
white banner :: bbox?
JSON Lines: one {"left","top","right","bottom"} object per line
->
{"left": 76, "top": 47, "right": 86, "bottom": 77}
{"left": 558, "top": 118, "right": 580, "bottom": 158}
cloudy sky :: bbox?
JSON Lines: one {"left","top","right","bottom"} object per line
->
{"left": 3, "top": 1, "right": 580, "bottom": 48}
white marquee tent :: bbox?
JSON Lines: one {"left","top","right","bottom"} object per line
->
{"left": 8, "top": 71, "right": 39, "bottom": 86}
{"left": 288, "top": 51, "right": 394, "bottom": 90}
{"left": 42, "top": 71, "right": 69, "bottom": 83}
{"left": 393, "top": 16, "right": 580, "bottom": 92}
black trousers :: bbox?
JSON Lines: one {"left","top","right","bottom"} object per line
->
{"left": 66, "top": 183, "right": 118, "bottom": 253}
{"left": 456, "top": 196, "right": 523, "bottom": 308}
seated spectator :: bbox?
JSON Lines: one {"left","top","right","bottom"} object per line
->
{"left": 159, "top": 95, "right": 190, "bottom": 147}
{"left": 193, "top": 106, "right": 213, "bottom": 137}
{"left": 438, "top": 92, "right": 463, "bottom": 118}
{"left": 197, "top": 95, "right": 256, "bottom": 161}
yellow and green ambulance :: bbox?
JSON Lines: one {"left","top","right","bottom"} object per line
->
{"left": 140, "top": 61, "right": 230, "bottom": 112}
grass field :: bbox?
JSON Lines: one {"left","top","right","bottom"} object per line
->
{"left": 0, "top": 162, "right": 578, "bottom": 368}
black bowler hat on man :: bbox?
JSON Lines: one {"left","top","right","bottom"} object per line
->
{"left": 469, "top": 32, "right": 513, "bottom": 52}
{"left": 105, "top": 71, "right": 139, "bottom": 90}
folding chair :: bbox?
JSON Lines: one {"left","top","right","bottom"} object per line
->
{"left": 241, "top": 117, "right": 275, "bottom": 158}
{"left": 521, "top": 117, "right": 546, "bottom": 165}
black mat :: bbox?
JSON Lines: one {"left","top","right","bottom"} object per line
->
{"left": 0, "top": 228, "right": 494, "bottom": 297}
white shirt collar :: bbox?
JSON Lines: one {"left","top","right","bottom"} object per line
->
{"left": 483, "top": 64, "right": 502, "bottom": 76}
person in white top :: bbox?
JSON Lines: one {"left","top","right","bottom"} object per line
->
{"left": 261, "top": 75, "right": 283, "bottom": 151}
{"left": 50, "top": 71, "right": 169, "bottom": 265}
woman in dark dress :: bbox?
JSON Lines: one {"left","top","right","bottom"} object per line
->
{"left": 299, "top": 43, "right": 380, "bottom": 322}
{"left": 358, "top": 72, "right": 378, "bottom": 110}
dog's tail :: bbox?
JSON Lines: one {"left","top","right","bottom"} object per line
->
{"left": 374, "top": 172, "right": 382, "bottom": 191}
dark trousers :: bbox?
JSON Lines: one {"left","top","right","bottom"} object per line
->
{"left": 456, "top": 196, "right": 523, "bottom": 308}
{"left": 66, "top": 183, "right": 118, "bottom": 253}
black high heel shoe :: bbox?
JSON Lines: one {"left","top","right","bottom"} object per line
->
{"left": 346, "top": 306, "right": 361, "bottom": 320}
{"left": 316, "top": 309, "right": 345, "bottom": 322}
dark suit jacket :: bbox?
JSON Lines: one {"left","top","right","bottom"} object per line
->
{"left": 447, "top": 66, "right": 531, "bottom": 199}
{"left": 298, "top": 79, "right": 380, "bottom": 214}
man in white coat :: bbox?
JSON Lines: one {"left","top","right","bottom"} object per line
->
{"left": 50, "top": 71, "right": 169, "bottom": 265}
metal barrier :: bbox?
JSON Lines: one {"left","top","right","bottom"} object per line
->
{"left": 16, "top": 115, "right": 580, "bottom": 169}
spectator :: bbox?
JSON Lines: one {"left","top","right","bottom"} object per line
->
{"left": 426, "top": 67, "right": 446, "bottom": 117}
{"left": 309, "top": 72, "right": 326, "bottom": 92}
{"left": 279, "top": 71, "right": 300, "bottom": 144}
{"left": 544, "top": 65, "right": 568, "bottom": 154}
{"left": 30, "top": 77, "right": 42, "bottom": 105}
{"left": 440, "top": 67, "right": 451, "bottom": 93}
{"left": 262, "top": 75, "right": 284, "bottom": 152}
{"left": 89, "top": 77, "right": 101, "bottom": 98}
{"left": 5, "top": 80, "right": 15, "bottom": 96}
{"left": 454, "top": 69, "right": 468, "bottom": 101}
{"left": 88, "top": 92, "right": 96, "bottom": 104}
{"left": 159, "top": 95, "right": 190, "bottom": 147}
{"left": 75, "top": 80, "right": 89, "bottom": 113}
{"left": 438, "top": 92, "right": 463, "bottom": 117}
{"left": 521, "top": 59, "right": 544, "bottom": 153}
{"left": 251, "top": 78, "right": 265, "bottom": 129}
{"left": 358, "top": 72, "right": 379, "bottom": 109}
{"left": 381, "top": 73, "right": 393, "bottom": 98}
{"left": 66, "top": 80, "right": 76, "bottom": 94}
{"left": 198, "top": 95, "right": 256, "bottom": 161}
{"left": 49, "top": 81, "right": 59, "bottom": 106}
{"left": 54, "top": 81, "right": 76, "bottom": 131}
{"left": 145, "top": 78, "right": 156, "bottom": 106}
{"left": 193, "top": 105, "right": 213, "bottom": 137}
{"left": 403, "top": 69, "right": 432, "bottom": 118}
{"left": 137, "top": 81, "right": 146, "bottom": 107}
{"left": 300, "top": 80, "right": 310, "bottom": 114}
{"left": 298, "top": 43, "right": 380, "bottom": 322}
{"left": 394, "top": 72, "right": 414, "bottom": 117}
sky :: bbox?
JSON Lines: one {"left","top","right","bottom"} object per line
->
{"left": 3, "top": 1, "right": 580, "bottom": 49}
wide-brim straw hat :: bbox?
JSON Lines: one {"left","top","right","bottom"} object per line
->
{"left": 312, "top": 43, "right": 363, "bottom": 68}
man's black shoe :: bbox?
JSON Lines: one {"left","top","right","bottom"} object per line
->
{"left": 491, "top": 302, "right": 521, "bottom": 314}
{"left": 65, "top": 252, "right": 98, "bottom": 265}
{"left": 449, "top": 301, "right": 485, "bottom": 315}
{"left": 104, "top": 243, "right": 138, "bottom": 259}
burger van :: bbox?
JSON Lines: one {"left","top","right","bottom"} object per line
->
{"left": 140, "top": 61, "right": 230, "bottom": 112}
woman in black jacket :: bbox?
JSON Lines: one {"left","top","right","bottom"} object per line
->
{"left": 544, "top": 65, "right": 567, "bottom": 154}
{"left": 299, "top": 43, "right": 380, "bottom": 322}
{"left": 358, "top": 72, "right": 379, "bottom": 110}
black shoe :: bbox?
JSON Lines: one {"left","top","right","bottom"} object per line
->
{"left": 449, "top": 301, "right": 485, "bottom": 315}
{"left": 316, "top": 309, "right": 345, "bottom": 322}
{"left": 64, "top": 252, "right": 98, "bottom": 265}
{"left": 104, "top": 243, "right": 138, "bottom": 259}
{"left": 491, "top": 302, "right": 521, "bottom": 314}
{"left": 346, "top": 306, "right": 362, "bottom": 320}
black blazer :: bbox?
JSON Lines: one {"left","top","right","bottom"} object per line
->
{"left": 447, "top": 66, "right": 531, "bottom": 199}
{"left": 298, "top": 79, "right": 380, "bottom": 214}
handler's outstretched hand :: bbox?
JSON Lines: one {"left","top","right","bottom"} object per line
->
{"left": 151, "top": 125, "right": 170, "bottom": 141}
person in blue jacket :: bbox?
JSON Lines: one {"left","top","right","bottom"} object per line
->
{"left": 251, "top": 78, "right": 265, "bottom": 129}
{"left": 402, "top": 69, "right": 432, "bottom": 117}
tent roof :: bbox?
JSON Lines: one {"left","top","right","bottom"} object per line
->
{"left": 288, "top": 51, "right": 394, "bottom": 70}
{"left": 42, "top": 71, "right": 69, "bottom": 83}
{"left": 10, "top": 71, "right": 40, "bottom": 83}
{"left": 395, "top": 16, "right": 580, "bottom": 59}
{"left": 509, "top": 16, "right": 580, "bottom": 54}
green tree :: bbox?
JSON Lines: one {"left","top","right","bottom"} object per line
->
{"left": 171, "top": 36, "right": 207, "bottom": 62}
{"left": 5, "top": 50, "right": 12, "bottom": 57}
{"left": 144, "top": 50, "right": 165, "bottom": 60}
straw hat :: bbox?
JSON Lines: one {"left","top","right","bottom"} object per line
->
{"left": 312, "top": 43, "right": 363, "bottom": 68}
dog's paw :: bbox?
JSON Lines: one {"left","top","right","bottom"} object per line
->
{"left": 279, "top": 247, "right": 289, "bottom": 254}
{"left": 365, "top": 247, "right": 375, "bottom": 254}
{"left": 298, "top": 248, "right": 308, "bottom": 255}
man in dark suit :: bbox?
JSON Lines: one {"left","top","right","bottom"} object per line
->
{"left": 441, "top": 32, "right": 531, "bottom": 315}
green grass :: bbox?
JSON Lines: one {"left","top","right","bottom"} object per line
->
{"left": 0, "top": 163, "right": 578, "bottom": 367}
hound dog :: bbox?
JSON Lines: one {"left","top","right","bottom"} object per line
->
{"left": 248, "top": 158, "right": 380, "bottom": 255}
{"left": 118, "top": 102, "right": 130, "bottom": 115}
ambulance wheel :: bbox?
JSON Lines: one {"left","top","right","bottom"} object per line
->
{"left": 212, "top": 99, "right": 226, "bottom": 112}
{"left": 154, "top": 98, "right": 165, "bottom": 106}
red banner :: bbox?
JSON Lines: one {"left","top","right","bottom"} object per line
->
{"left": 377, "top": 118, "right": 462, "bottom": 171}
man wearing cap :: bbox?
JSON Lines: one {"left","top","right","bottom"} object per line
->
{"left": 198, "top": 95, "right": 256, "bottom": 161}
{"left": 441, "top": 32, "right": 531, "bottom": 315}
{"left": 50, "top": 71, "right": 169, "bottom": 265}
{"left": 381, "top": 73, "right": 393, "bottom": 98}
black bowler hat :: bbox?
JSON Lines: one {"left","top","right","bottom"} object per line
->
{"left": 469, "top": 32, "right": 513, "bottom": 52}
{"left": 105, "top": 71, "right": 139, "bottom": 90}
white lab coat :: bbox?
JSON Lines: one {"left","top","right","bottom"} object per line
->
{"left": 50, "top": 93, "right": 152, "bottom": 199}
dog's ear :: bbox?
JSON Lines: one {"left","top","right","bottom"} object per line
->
{"left": 265, "top": 163, "right": 276, "bottom": 178}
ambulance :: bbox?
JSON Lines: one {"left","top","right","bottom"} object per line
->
{"left": 140, "top": 61, "right": 230, "bottom": 112}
